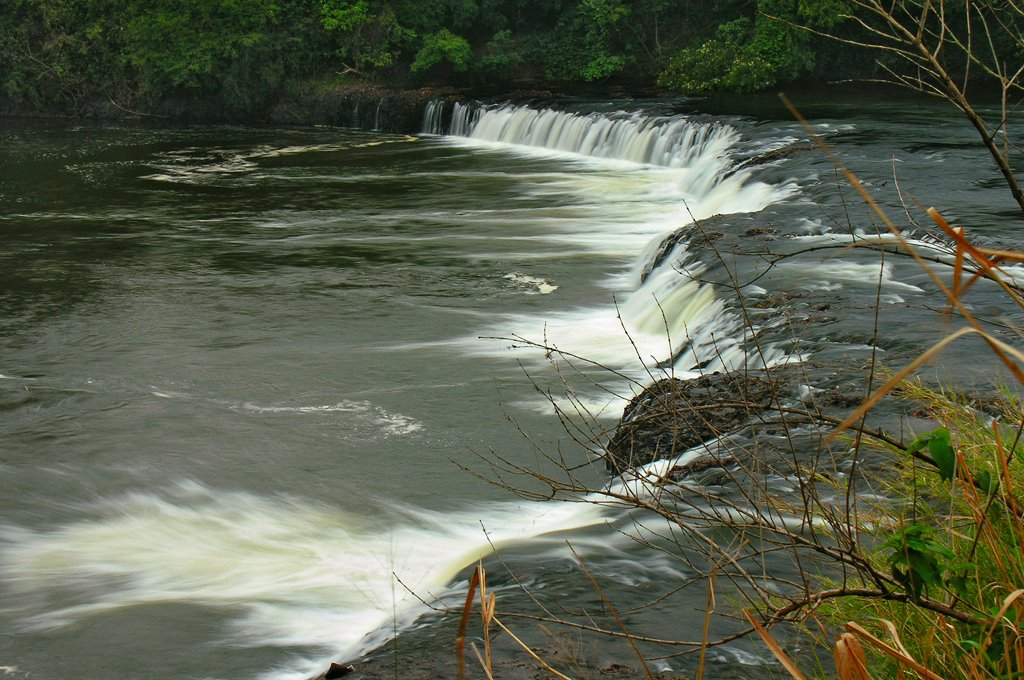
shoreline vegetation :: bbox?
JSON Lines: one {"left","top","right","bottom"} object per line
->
{"left": 2, "top": 1, "right": 1019, "bottom": 123}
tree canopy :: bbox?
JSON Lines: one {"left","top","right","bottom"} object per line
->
{"left": 1, "top": 0, "right": 1019, "bottom": 116}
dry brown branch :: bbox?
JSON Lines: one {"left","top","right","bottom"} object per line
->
{"left": 772, "top": 1, "right": 1024, "bottom": 216}
{"left": 845, "top": 622, "right": 944, "bottom": 680}
{"left": 743, "top": 609, "right": 808, "bottom": 680}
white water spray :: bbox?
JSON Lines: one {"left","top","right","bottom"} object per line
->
{"left": 426, "top": 101, "right": 793, "bottom": 375}
{"left": 1, "top": 447, "right": 704, "bottom": 680}
{"left": 3, "top": 103, "right": 801, "bottom": 680}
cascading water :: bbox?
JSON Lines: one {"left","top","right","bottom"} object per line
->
{"left": 427, "top": 100, "right": 737, "bottom": 168}
{"left": 2, "top": 455, "right": 705, "bottom": 680}
{"left": 2, "top": 102, "right": 799, "bottom": 680}
{"left": 426, "top": 101, "right": 793, "bottom": 379}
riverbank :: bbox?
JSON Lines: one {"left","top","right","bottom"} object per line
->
{"left": 0, "top": 81, "right": 454, "bottom": 130}
{"left": 0, "top": 76, "right": 680, "bottom": 131}
{"left": 0, "top": 78, "right": 941, "bottom": 136}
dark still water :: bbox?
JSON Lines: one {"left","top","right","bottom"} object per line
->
{"left": 2, "top": 94, "right": 1022, "bottom": 679}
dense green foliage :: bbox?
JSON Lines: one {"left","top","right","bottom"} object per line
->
{"left": 656, "top": 0, "right": 866, "bottom": 92}
{"left": 1, "top": 0, "right": 1018, "bottom": 116}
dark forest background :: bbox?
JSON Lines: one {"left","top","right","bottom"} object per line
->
{"left": 1, "top": 0, "right": 1020, "bottom": 117}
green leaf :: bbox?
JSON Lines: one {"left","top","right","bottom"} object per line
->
{"left": 907, "top": 551, "right": 943, "bottom": 587}
{"left": 884, "top": 523, "right": 960, "bottom": 600}
{"left": 905, "top": 430, "right": 933, "bottom": 455}
{"left": 928, "top": 428, "right": 956, "bottom": 481}
{"left": 906, "top": 428, "right": 957, "bottom": 481}
{"left": 947, "top": 574, "right": 969, "bottom": 595}
{"left": 976, "top": 470, "right": 998, "bottom": 494}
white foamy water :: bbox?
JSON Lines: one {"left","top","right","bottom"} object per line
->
{"left": 504, "top": 272, "right": 558, "bottom": 294}
{"left": 140, "top": 136, "right": 420, "bottom": 184}
{"left": 425, "top": 102, "right": 794, "bottom": 377}
{"left": 1, "top": 448, "right": 701, "bottom": 680}
{"left": 2, "top": 105, "right": 802, "bottom": 680}
{"left": 148, "top": 390, "right": 424, "bottom": 437}
{"left": 237, "top": 400, "right": 422, "bottom": 436}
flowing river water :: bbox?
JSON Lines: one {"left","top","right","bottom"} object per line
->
{"left": 2, "top": 92, "right": 1022, "bottom": 679}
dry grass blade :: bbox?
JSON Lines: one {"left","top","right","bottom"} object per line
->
{"left": 696, "top": 570, "right": 716, "bottom": 680}
{"left": 479, "top": 565, "right": 493, "bottom": 674}
{"left": 742, "top": 610, "right": 807, "bottom": 680}
{"left": 928, "top": 208, "right": 1013, "bottom": 271}
{"left": 844, "top": 622, "right": 944, "bottom": 680}
{"left": 829, "top": 326, "right": 977, "bottom": 437}
{"left": 471, "top": 643, "right": 496, "bottom": 680}
{"left": 877, "top": 619, "right": 913, "bottom": 659}
{"left": 457, "top": 565, "right": 482, "bottom": 680}
{"left": 568, "top": 542, "right": 655, "bottom": 679}
{"left": 490, "top": 617, "right": 575, "bottom": 680}
{"left": 992, "top": 423, "right": 1024, "bottom": 539}
{"left": 482, "top": 591, "right": 497, "bottom": 673}
{"left": 831, "top": 323, "right": 1024, "bottom": 439}
{"left": 927, "top": 208, "right": 1024, "bottom": 308}
{"left": 834, "top": 632, "right": 873, "bottom": 680}
{"left": 461, "top": 562, "right": 574, "bottom": 679}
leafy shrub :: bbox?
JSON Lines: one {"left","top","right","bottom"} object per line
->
{"left": 657, "top": 14, "right": 812, "bottom": 92}
{"left": 477, "top": 30, "right": 524, "bottom": 79}
{"left": 410, "top": 28, "right": 471, "bottom": 75}
{"left": 544, "top": 0, "right": 631, "bottom": 82}
{"left": 320, "top": 0, "right": 412, "bottom": 70}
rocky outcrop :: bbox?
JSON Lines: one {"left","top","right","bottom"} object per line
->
{"left": 737, "top": 142, "right": 816, "bottom": 170}
{"left": 266, "top": 84, "right": 462, "bottom": 132}
{"left": 605, "top": 371, "right": 779, "bottom": 475}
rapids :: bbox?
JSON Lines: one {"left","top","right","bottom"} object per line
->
{"left": 2, "top": 94, "right": 1020, "bottom": 679}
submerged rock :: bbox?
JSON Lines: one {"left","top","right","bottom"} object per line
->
{"left": 605, "top": 371, "right": 779, "bottom": 475}
{"left": 309, "top": 662, "right": 355, "bottom": 679}
{"left": 737, "top": 142, "right": 816, "bottom": 169}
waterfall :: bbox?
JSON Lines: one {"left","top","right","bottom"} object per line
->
{"left": 428, "top": 100, "right": 793, "bottom": 378}
{"left": 0, "top": 101, "right": 798, "bottom": 680}
{"left": 373, "top": 98, "right": 383, "bottom": 131}
{"left": 421, "top": 98, "right": 446, "bottom": 135}
{"left": 424, "top": 100, "right": 737, "bottom": 169}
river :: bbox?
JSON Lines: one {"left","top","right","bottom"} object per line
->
{"left": 1, "top": 91, "right": 1021, "bottom": 679}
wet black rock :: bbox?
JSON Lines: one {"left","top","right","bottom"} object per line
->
{"left": 737, "top": 142, "right": 817, "bottom": 169}
{"left": 605, "top": 371, "right": 778, "bottom": 475}
{"left": 637, "top": 222, "right": 729, "bottom": 285}
{"left": 269, "top": 84, "right": 462, "bottom": 132}
{"left": 309, "top": 662, "right": 355, "bottom": 680}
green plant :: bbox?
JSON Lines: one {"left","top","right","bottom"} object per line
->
{"left": 544, "top": 0, "right": 631, "bottom": 82}
{"left": 410, "top": 28, "right": 471, "bottom": 76}
{"left": 656, "top": 0, "right": 847, "bottom": 92}
{"left": 320, "top": 0, "right": 411, "bottom": 71}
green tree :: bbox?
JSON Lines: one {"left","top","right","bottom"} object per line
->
{"left": 392, "top": 0, "right": 478, "bottom": 34}
{"left": 476, "top": 28, "right": 524, "bottom": 79}
{"left": 657, "top": 0, "right": 848, "bottom": 92}
{"left": 320, "top": 0, "right": 412, "bottom": 71}
{"left": 121, "top": 0, "right": 324, "bottom": 112}
{"left": 546, "top": 0, "right": 631, "bottom": 81}
{"left": 410, "top": 28, "right": 472, "bottom": 77}
{"left": 124, "top": 0, "right": 274, "bottom": 91}
{"left": 0, "top": 0, "right": 132, "bottom": 109}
